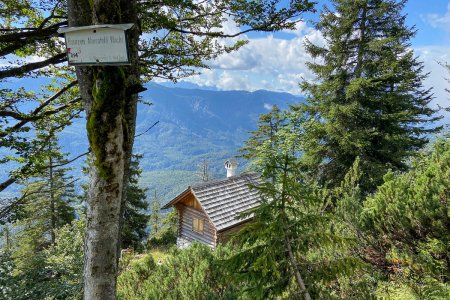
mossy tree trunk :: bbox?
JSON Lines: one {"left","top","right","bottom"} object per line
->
{"left": 67, "top": 1, "right": 139, "bottom": 299}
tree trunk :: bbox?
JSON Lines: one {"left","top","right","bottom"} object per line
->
{"left": 280, "top": 155, "right": 311, "bottom": 300}
{"left": 67, "top": 1, "right": 139, "bottom": 299}
{"left": 282, "top": 220, "right": 311, "bottom": 300}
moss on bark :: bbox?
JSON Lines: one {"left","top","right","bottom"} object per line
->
{"left": 87, "top": 66, "right": 127, "bottom": 180}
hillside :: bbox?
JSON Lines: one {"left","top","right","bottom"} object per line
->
{"left": 129, "top": 83, "right": 303, "bottom": 202}
{"left": 2, "top": 81, "right": 303, "bottom": 203}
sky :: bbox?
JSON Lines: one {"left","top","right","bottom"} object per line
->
{"left": 163, "top": 0, "right": 450, "bottom": 110}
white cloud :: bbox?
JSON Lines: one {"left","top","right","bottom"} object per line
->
{"left": 208, "top": 47, "right": 260, "bottom": 70}
{"left": 414, "top": 46, "right": 450, "bottom": 111}
{"left": 170, "top": 18, "right": 449, "bottom": 119}
{"left": 264, "top": 103, "right": 273, "bottom": 110}
{"left": 216, "top": 71, "right": 251, "bottom": 91}
{"left": 180, "top": 23, "right": 325, "bottom": 95}
{"left": 422, "top": 3, "right": 450, "bottom": 31}
{"left": 282, "top": 20, "right": 309, "bottom": 37}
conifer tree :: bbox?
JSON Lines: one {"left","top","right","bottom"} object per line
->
{"left": 147, "top": 193, "right": 178, "bottom": 249}
{"left": 197, "top": 159, "right": 211, "bottom": 182}
{"left": 231, "top": 107, "right": 361, "bottom": 299}
{"left": 121, "top": 154, "right": 149, "bottom": 251}
{"left": 1, "top": 226, "right": 12, "bottom": 251}
{"left": 44, "top": 218, "right": 85, "bottom": 299}
{"left": 2, "top": 129, "right": 77, "bottom": 299}
{"left": 300, "top": 0, "right": 441, "bottom": 192}
{"left": 11, "top": 133, "right": 76, "bottom": 275}
{"left": 241, "top": 105, "right": 285, "bottom": 179}
{"left": 149, "top": 191, "right": 161, "bottom": 237}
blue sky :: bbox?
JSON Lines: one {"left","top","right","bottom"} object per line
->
{"left": 165, "top": 0, "right": 450, "bottom": 109}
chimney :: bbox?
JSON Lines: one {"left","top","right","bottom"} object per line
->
{"left": 224, "top": 159, "right": 238, "bottom": 178}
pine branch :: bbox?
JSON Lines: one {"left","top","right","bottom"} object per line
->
{"left": 0, "top": 178, "right": 79, "bottom": 221}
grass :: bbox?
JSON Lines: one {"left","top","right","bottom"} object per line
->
{"left": 148, "top": 248, "right": 171, "bottom": 264}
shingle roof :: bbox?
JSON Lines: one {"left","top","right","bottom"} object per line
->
{"left": 162, "top": 173, "right": 262, "bottom": 232}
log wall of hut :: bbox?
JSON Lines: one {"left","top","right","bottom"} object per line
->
{"left": 176, "top": 203, "right": 217, "bottom": 248}
{"left": 216, "top": 221, "right": 249, "bottom": 244}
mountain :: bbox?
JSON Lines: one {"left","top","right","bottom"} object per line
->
{"left": 135, "top": 84, "right": 301, "bottom": 167}
{"left": 2, "top": 80, "right": 303, "bottom": 202}
{"left": 131, "top": 83, "right": 303, "bottom": 201}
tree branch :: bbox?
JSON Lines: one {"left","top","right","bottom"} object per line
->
{"left": 0, "top": 122, "right": 70, "bottom": 193}
{"left": 0, "top": 21, "right": 67, "bottom": 43}
{"left": 134, "top": 121, "right": 159, "bottom": 138}
{"left": 51, "top": 151, "right": 90, "bottom": 168}
{"left": 0, "top": 178, "right": 79, "bottom": 221}
{"left": 0, "top": 53, "right": 67, "bottom": 80}
{"left": 0, "top": 178, "right": 16, "bottom": 194}
{"left": 0, "top": 81, "right": 80, "bottom": 138}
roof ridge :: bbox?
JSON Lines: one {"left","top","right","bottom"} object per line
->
{"left": 163, "top": 171, "right": 262, "bottom": 231}
{"left": 191, "top": 172, "right": 259, "bottom": 190}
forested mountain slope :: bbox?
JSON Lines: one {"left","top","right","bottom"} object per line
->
{"left": 2, "top": 80, "right": 302, "bottom": 202}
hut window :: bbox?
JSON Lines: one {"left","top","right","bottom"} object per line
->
{"left": 192, "top": 218, "right": 204, "bottom": 233}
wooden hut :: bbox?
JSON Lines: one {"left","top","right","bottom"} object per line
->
{"left": 162, "top": 172, "right": 261, "bottom": 248}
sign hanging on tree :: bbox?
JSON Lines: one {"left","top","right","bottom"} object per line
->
{"left": 58, "top": 24, "right": 133, "bottom": 66}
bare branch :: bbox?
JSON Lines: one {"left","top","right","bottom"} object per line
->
{"left": 0, "top": 178, "right": 16, "bottom": 194}
{"left": 134, "top": 121, "right": 159, "bottom": 138}
{"left": 0, "top": 21, "right": 67, "bottom": 43}
{"left": 51, "top": 151, "right": 90, "bottom": 168}
{"left": 0, "top": 53, "right": 67, "bottom": 80}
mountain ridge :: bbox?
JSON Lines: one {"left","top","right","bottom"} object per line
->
{"left": 2, "top": 80, "right": 304, "bottom": 201}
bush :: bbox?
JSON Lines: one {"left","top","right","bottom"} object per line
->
{"left": 117, "top": 243, "right": 240, "bottom": 299}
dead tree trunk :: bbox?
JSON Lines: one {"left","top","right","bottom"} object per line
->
{"left": 67, "top": 1, "right": 139, "bottom": 299}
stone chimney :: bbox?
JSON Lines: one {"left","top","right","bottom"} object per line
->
{"left": 224, "top": 159, "right": 238, "bottom": 178}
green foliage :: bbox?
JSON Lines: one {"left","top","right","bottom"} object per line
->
{"left": 138, "top": 0, "right": 316, "bottom": 81}
{"left": 11, "top": 135, "right": 76, "bottom": 273}
{"left": 241, "top": 105, "right": 306, "bottom": 179}
{"left": 44, "top": 218, "right": 85, "bottom": 300}
{"left": 140, "top": 170, "right": 199, "bottom": 204}
{"left": 0, "top": 130, "right": 81, "bottom": 299}
{"left": 0, "top": 77, "right": 81, "bottom": 223}
{"left": 117, "top": 243, "right": 240, "bottom": 299}
{"left": 149, "top": 190, "right": 162, "bottom": 236}
{"left": 0, "top": 248, "right": 18, "bottom": 298}
{"left": 0, "top": 218, "right": 84, "bottom": 300}
{"left": 300, "top": 0, "right": 441, "bottom": 193}
{"left": 361, "top": 140, "right": 450, "bottom": 298}
{"left": 226, "top": 157, "right": 365, "bottom": 299}
{"left": 147, "top": 210, "right": 177, "bottom": 249}
{"left": 234, "top": 107, "right": 366, "bottom": 299}
{"left": 121, "top": 154, "right": 150, "bottom": 251}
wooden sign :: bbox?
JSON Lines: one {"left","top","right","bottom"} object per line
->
{"left": 58, "top": 24, "right": 133, "bottom": 66}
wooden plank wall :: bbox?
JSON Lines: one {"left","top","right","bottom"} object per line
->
{"left": 217, "top": 222, "right": 249, "bottom": 244}
{"left": 179, "top": 205, "right": 216, "bottom": 248}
